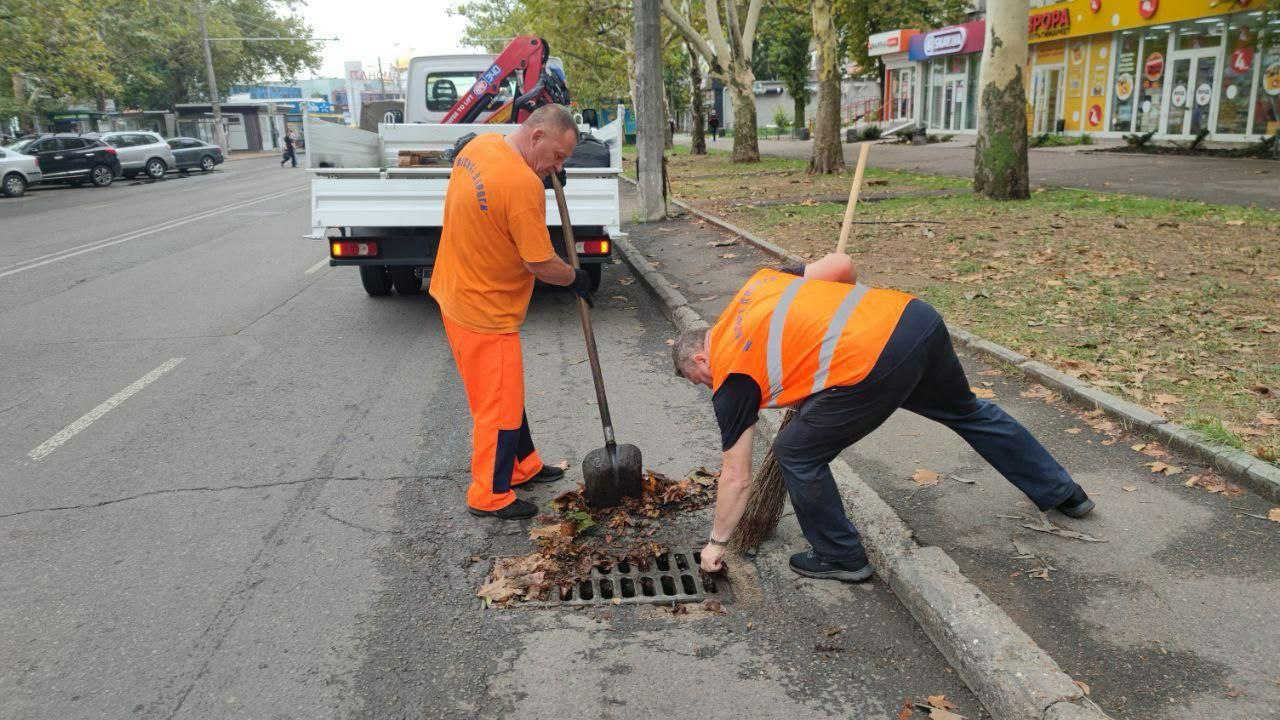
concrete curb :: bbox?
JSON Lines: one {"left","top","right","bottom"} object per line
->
{"left": 633, "top": 179, "right": 1280, "bottom": 503}
{"left": 614, "top": 231, "right": 1110, "bottom": 720}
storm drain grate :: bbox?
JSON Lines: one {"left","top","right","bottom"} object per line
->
{"left": 496, "top": 548, "right": 731, "bottom": 609}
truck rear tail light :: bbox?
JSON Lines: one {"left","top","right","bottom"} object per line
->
{"left": 575, "top": 239, "right": 609, "bottom": 255}
{"left": 331, "top": 240, "right": 379, "bottom": 257}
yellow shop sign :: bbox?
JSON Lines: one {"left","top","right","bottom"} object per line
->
{"left": 1028, "top": 0, "right": 1261, "bottom": 44}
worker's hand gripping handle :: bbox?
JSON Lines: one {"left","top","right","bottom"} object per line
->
{"left": 550, "top": 173, "right": 616, "bottom": 449}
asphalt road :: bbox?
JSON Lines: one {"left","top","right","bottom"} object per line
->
{"left": 0, "top": 158, "right": 979, "bottom": 719}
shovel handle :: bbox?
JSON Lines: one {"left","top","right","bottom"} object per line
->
{"left": 549, "top": 173, "right": 616, "bottom": 448}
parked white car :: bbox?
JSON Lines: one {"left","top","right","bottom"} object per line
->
{"left": 96, "top": 131, "right": 176, "bottom": 180}
{"left": 0, "top": 146, "right": 42, "bottom": 198}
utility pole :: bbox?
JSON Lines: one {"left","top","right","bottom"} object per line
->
{"left": 198, "top": 0, "right": 231, "bottom": 152}
{"left": 633, "top": 0, "right": 665, "bottom": 221}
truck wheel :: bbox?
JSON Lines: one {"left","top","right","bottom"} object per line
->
{"left": 389, "top": 267, "right": 422, "bottom": 295}
{"left": 359, "top": 265, "right": 393, "bottom": 296}
{"left": 586, "top": 264, "right": 602, "bottom": 291}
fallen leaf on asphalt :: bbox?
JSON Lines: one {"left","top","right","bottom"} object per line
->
{"left": 1269, "top": 508, "right": 1280, "bottom": 523}
{"left": 721, "top": 253, "right": 738, "bottom": 259}
{"left": 1131, "top": 443, "right": 1147, "bottom": 452}
{"left": 927, "top": 695, "right": 958, "bottom": 711}
{"left": 929, "top": 710, "right": 965, "bottom": 720}
{"left": 1021, "top": 384, "right": 1059, "bottom": 401}
{"left": 1184, "top": 473, "right": 1246, "bottom": 497}
{"left": 1146, "top": 461, "right": 1183, "bottom": 475}
{"left": 1065, "top": 427, "right": 1082, "bottom": 434}
{"left": 611, "top": 295, "right": 629, "bottom": 302}
{"left": 1123, "top": 485, "right": 1137, "bottom": 492}
{"left": 619, "top": 276, "right": 634, "bottom": 285}
{"left": 553, "top": 459, "right": 570, "bottom": 471}
{"left": 668, "top": 603, "right": 688, "bottom": 615}
{"left": 896, "top": 700, "right": 914, "bottom": 720}
{"left": 971, "top": 386, "right": 996, "bottom": 399}
{"left": 912, "top": 469, "right": 941, "bottom": 486}
{"left": 1139, "top": 443, "right": 1170, "bottom": 458}
{"left": 822, "top": 627, "right": 843, "bottom": 637}
{"left": 1074, "top": 680, "right": 1091, "bottom": 696}
{"left": 476, "top": 577, "right": 522, "bottom": 605}
{"left": 978, "top": 369, "right": 1003, "bottom": 377}
{"left": 529, "top": 521, "right": 576, "bottom": 542}
{"left": 702, "top": 599, "right": 727, "bottom": 614}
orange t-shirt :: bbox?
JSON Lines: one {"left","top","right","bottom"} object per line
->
{"left": 429, "top": 134, "right": 554, "bottom": 333}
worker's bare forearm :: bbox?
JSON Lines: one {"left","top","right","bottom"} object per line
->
{"left": 525, "top": 256, "right": 576, "bottom": 286}
{"left": 803, "top": 253, "right": 858, "bottom": 284}
{"left": 709, "top": 426, "right": 755, "bottom": 541}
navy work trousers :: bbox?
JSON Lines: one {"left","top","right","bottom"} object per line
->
{"left": 772, "top": 313, "right": 1078, "bottom": 567}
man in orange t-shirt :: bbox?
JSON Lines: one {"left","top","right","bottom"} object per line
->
{"left": 430, "top": 104, "right": 591, "bottom": 520}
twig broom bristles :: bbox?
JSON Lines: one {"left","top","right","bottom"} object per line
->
{"left": 729, "top": 143, "right": 873, "bottom": 552}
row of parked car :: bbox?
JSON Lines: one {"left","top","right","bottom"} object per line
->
{"left": 0, "top": 131, "right": 226, "bottom": 198}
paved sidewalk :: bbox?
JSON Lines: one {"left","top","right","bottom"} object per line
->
{"left": 678, "top": 135, "right": 1279, "bottom": 209}
{"left": 622, "top": 185, "right": 1280, "bottom": 720}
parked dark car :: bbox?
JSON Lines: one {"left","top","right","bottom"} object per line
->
{"left": 4, "top": 134, "right": 121, "bottom": 188}
{"left": 165, "top": 137, "right": 224, "bottom": 173}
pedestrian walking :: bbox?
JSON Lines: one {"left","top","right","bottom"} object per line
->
{"left": 281, "top": 130, "right": 297, "bottom": 168}
{"left": 429, "top": 104, "right": 594, "bottom": 520}
{"left": 672, "top": 254, "right": 1094, "bottom": 580}
{"left": 708, "top": 111, "right": 720, "bottom": 141}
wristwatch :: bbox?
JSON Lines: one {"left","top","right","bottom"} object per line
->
{"left": 707, "top": 535, "right": 729, "bottom": 547}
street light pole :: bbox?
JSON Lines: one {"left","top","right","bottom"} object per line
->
{"left": 197, "top": 0, "right": 231, "bottom": 152}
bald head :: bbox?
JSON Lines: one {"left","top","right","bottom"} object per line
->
{"left": 523, "top": 104, "right": 579, "bottom": 139}
{"left": 507, "top": 103, "right": 580, "bottom": 177}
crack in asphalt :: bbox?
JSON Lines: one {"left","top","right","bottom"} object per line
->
{"left": 0, "top": 475, "right": 447, "bottom": 520}
{"left": 320, "top": 506, "right": 403, "bottom": 535}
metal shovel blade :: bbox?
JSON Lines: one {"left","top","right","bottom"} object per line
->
{"left": 582, "top": 443, "right": 643, "bottom": 508}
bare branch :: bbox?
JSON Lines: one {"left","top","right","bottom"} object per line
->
{"left": 661, "top": 0, "right": 718, "bottom": 66}
{"left": 741, "top": 0, "right": 762, "bottom": 63}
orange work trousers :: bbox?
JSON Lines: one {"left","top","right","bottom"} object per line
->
{"left": 442, "top": 316, "right": 545, "bottom": 512}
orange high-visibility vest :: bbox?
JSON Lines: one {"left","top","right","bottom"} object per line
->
{"left": 709, "top": 269, "right": 913, "bottom": 408}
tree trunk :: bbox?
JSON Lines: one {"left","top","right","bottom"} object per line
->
{"left": 808, "top": 0, "right": 843, "bottom": 174}
{"left": 634, "top": 0, "right": 667, "bottom": 221}
{"left": 974, "top": 0, "right": 1030, "bottom": 200}
{"left": 793, "top": 96, "right": 806, "bottom": 133}
{"left": 728, "top": 75, "right": 759, "bottom": 162}
{"left": 688, "top": 46, "right": 707, "bottom": 155}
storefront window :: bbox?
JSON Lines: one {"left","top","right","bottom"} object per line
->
{"left": 887, "top": 67, "right": 915, "bottom": 121}
{"left": 1111, "top": 31, "right": 1139, "bottom": 132}
{"left": 1175, "top": 19, "right": 1224, "bottom": 51}
{"left": 1135, "top": 26, "right": 1170, "bottom": 133}
{"left": 1219, "top": 13, "right": 1263, "bottom": 135}
{"left": 927, "top": 59, "right": 945, "bottom": 129}
{"left": 966, "top": 53, "right": 980, "bottom": 129}
{"left": 1257, "top": 27, "right": 1280, "bottom": 137}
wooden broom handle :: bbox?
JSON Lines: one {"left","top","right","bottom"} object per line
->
{"left": 834, "top": 142, "right": 871, "bottom": 256}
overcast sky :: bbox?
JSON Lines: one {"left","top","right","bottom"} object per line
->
{"left": 300, "top": 0, "right": 477, "bottom": 78}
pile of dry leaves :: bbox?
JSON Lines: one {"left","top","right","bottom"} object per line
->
{"left": 477, "top": 468, "right": 718, "bottom": 607}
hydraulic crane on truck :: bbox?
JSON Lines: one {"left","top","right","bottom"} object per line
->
{"left": 439, "top": 35, "right": 571, "bottom": 125}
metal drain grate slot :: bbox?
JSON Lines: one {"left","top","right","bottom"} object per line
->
{"left": 492, "top": 548, "right": 731, "bottom": 608}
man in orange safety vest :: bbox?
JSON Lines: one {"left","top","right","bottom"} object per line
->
{"left": 672, "top": 254, "right": 1094, "bottom": 581}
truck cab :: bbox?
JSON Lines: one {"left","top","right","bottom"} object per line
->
{"left": 306, "top": 53, "right": 621, "bottom": 297}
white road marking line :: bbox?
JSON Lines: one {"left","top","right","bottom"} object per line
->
{"left": 28, "top": 358, "right": 186, "bottom": 461}
{"left": 304, "top": 257, "right": 331, "bottom": 274}
{"left": 0, "top": 186, "right": 305, "bottom": 280}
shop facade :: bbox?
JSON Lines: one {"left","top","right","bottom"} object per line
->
{"left": 878, "top": 0, "right": 1279, "bottom": 142}
{"left": 909, "top": 20, "right": 987, "bottom": 133}
{"left": 1027, "top": 0, "right": 1279, "bottom": 141}
{"left": 869, "top": 29, "right": 920, "bottom": 124}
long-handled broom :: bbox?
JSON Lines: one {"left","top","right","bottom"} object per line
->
{"left": 730, "top": 142, "right": 872, "bottom": 552}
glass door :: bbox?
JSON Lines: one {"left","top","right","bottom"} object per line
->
{"left": 1032, "top": 67, "right": 1063, "bottom": 134}
{"left": 945, "top": 77, "right": 967, "bottom": 131}
{"left": 1165, "top": 52, "right": 1219, "bottom": 135}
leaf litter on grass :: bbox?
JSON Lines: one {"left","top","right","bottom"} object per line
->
{"left": 478, "top": 468, "right": 718, "bottom": 608}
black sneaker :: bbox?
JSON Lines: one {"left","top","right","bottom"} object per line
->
{"left": 468, "top": 499, "right": 539, "bottom": 520}
{"left": 788, "top": 550, "right": 874, "bottom": 583}
{"left": 1055, "top": 485, "right": 1095, "bottom": 519}
{"left": 521, "top": 464, "right": 566, "bottom": 485}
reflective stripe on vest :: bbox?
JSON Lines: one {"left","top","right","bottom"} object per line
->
{"left": 765, "top": 279, "right": 807, "bottom": 404}
{"left": 811, "top": 283, "right": 870, "bottom": 394}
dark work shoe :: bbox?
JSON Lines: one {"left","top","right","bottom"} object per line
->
{"left": 468, "top": 499, "right": 539, "bottom": 520}
{"left": 788, "top": 550, "right": 874, "bottom": 583}
{"left": 1055, "top": 485, "right": 1095, "bottom": 519}
{"left": 522, "top": 464, "right": 566, "bottom": 484}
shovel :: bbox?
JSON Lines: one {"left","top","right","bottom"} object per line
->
{"left": 549, "top": 173, "right": 643, "bottom": 508}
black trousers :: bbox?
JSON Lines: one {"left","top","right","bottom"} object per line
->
{"left": 772, "top": 313, "right": 1078, "bottom": 565}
